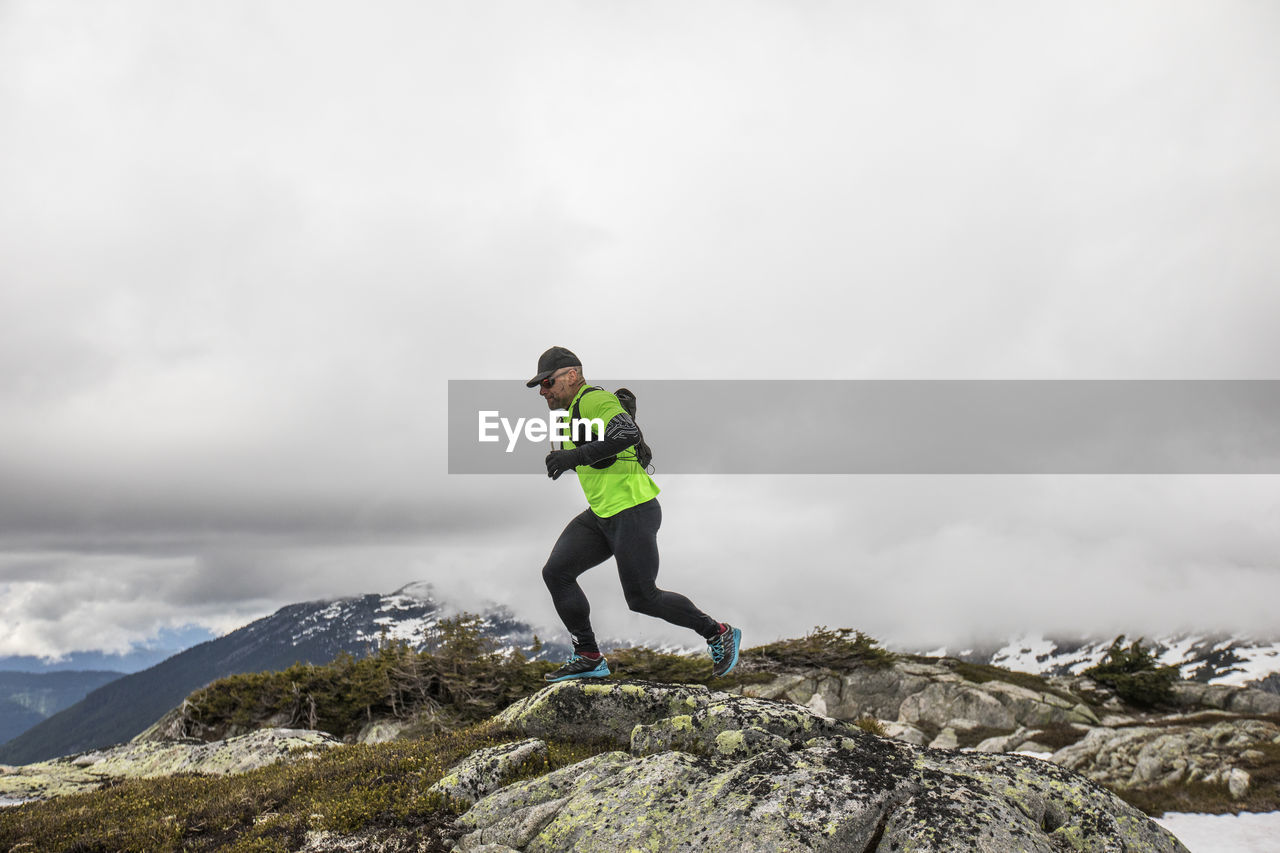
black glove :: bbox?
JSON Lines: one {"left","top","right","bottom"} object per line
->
{"left": 545, "top": 448, "right": 586, "bottom": 480}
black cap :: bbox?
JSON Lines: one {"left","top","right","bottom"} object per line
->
{"left": 526, "top": 346, "right": 582, "bottom": 387}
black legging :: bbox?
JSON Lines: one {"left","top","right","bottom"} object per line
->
{"left": 541, "top": 498, "right": 720, "bottom": 654}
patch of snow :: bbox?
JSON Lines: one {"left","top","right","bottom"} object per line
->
{"left": 383, "top": 617, "right": 436, "bottom": 642}
{"left": 1205, "top": 645, "right": 1280, "bottom": 688}
{"left": 314, "top": 602, "right": 346, "bottom": 622}
{"left": 1155, "top": 811, "right": 1280, "bottom": 853}
{"left": 990, "top": 635, "right": 1060, "bottom": 673}
{"left": 1158, "top": 637, "right": 1201, "bottom": 674}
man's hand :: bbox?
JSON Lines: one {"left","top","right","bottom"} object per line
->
{"left": 545, "top": 448, "right": 586, "bottom": 480}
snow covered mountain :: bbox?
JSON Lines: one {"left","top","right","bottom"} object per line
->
{"left": 934, "top": 634, "right": 1280, "bottom": 693}
{"left": 280, "top": 580, "right": 571, "bottom": 660}
{"left": 0, "top": 583, "right": 576, "bottom": 765}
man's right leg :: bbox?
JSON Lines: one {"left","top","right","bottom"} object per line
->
{"left": 542, "top": 509, "right": 613, "bottom": 655}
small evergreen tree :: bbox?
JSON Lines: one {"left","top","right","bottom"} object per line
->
{"left": 1083, "top": 636, "right": 1179, "bottom": 709}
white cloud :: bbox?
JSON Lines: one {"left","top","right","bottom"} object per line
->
{"left": 0, "top": 1, "right": 1278, "bottom": 657}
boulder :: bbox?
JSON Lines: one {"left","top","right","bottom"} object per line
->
{"left": 356, "top": 719, "right": 411, "bottom": 745}
{"left": 456, "top": 681, "right": 1187, "bottom": 852}
{"left": 493, "top": 681, "right": 711, "bottom": 746}
{"left": 899, "top": 681, "right": 1017, "bottom": 731}
{"left": 0, "top": 728, "right": 338, "bottom": 802}
{"left": 430, "top": 739, "right": 549, "bottom": 805}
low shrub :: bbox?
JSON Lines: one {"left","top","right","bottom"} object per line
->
{"left": 852, "top": 716, "right": 887, "bottom": 737}
{"left": 743, "top": 627, "right": 895, "bottom": 671}
{"left": 947, "top": 661, "right": 1081, "bottom": 706}
{"left": 605, "top": 645, "right": 773, "bottom": 687}
{"left": 177, "top": 616, "right": 555, "bottom": 742}
{"left": 1084, "top": 637, "right": 1179, "bottom": 710}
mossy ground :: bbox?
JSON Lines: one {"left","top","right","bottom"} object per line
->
{"left": 0, "top": 724, "right": 616, "bottom": 853}
{"left": 942, "top": 660, "right": 1083, "bottom": 706}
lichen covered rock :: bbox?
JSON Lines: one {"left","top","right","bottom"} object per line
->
{"left": 430, "top": 738, "right": 549, "bottom": 805}
{"left": 494, "top": 681, "right": 712, "bottom": 746}
{"left": 456, "top": 681, "right": 1188, "bottom": 852}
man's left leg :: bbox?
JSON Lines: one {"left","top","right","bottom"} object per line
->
{"left": 541, "top": 509, "right": 614, "bottom": 683}
{"left": 607, "top": 499, "right": 742, "bottom": 676}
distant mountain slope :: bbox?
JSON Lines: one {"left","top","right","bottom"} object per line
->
{"left": 0, "top": 625, "right": 216, "bottom": 674}
{"left": 0, "top": 583, "right": 562, "bottom": 765}
{"left": 0, "top": 671, "right": 123, "bottom": 746}
{"left": 940, "top": 633, "right": 1280, "bottom": 692}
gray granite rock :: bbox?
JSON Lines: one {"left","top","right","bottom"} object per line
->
{"left": 457, "top": 681, "right": 1187, "bottom": 852}
{"left": 1052, "top": 718, "right": 1280, "bottom": 793}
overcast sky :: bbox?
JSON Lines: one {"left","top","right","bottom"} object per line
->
{"left": 2, "top": 1, "right": 1279, "bottom": 662}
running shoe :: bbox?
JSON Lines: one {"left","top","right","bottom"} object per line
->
{"left": 708, "top": 625, "right": 742, "bottom": 678}
{"left": 545, "top": 654, "right": 611, "bottom": 683}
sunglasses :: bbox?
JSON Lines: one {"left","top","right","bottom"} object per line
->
{"left": 540, "top": 369, "right": 571, "bottom": 389}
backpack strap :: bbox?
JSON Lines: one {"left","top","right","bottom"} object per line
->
{"left": 569, "top": 386, "right": 622, "bottom": 469}
{"left": 569, "top": 386, "right": 605, "bottom": 440}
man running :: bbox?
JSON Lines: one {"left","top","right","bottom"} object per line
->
{"left": 527, "top": 346, "right": 742, "bottom": 683}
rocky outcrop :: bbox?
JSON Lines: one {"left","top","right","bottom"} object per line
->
{"left": 728, "top": 658, "right": 1280, "bottom": 808}
{"left": 448, "top": 681, "right": 1186, "bottom": 852}
{"left": 0, "top": 727, "right": 338, "bottom": 802}
{"left": 736, "top": 659, "right": 1099, "bottom": 741}
{"left": 1171, "top": 682, "right": 1280, "bottom": 715}
{"left": 1051, "top": 718, "right": 1280, "bottom": 798}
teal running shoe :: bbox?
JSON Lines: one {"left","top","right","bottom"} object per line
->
{"left": 545, "top": 654, "right": 611, "bottom": 683}
{"left": 708, "top": 625, "right": 742, "bottom": 678}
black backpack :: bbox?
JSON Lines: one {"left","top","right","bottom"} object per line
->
{"left": 570, "top": 386, "right": 654, "bottom": 472}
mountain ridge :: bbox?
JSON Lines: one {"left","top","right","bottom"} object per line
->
{"left": 931, "top": 632, "right": 1280, "bottom": 692}
{"left": 0, "top": 583, "right": 567, "bottom": 765}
